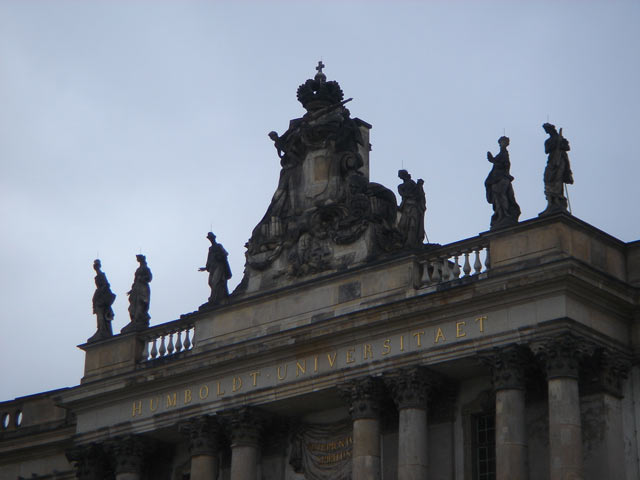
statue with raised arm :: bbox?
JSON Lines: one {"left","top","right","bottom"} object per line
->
{"left": 121, "top": 254, "right": 152, "bottom": 333}
{"left": 88, "top": 259, "right": 116, "bottom": 343}
{"left": 397, "top": 169, "right": 426, "bottom": 248}
{"left": 541, "top": 123, "right": 573, "bottom": 215}
{"left": 199, "top": 232, "right": 232, "bottom": 305}
{"left": 485, "top": 136, "right": 521, "bottom": 229}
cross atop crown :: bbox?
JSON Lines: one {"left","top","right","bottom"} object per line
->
{"left": 314, "top": 60, "right": 326, "bottom": 83}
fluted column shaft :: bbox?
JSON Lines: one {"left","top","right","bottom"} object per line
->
{"left": 343, "top": 377, "right": 382, "bottom": 480}
{"left": 486, "top": 345, "right": 529, "bottom": 480}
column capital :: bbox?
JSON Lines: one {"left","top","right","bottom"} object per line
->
{"left": 481, "top": 344, "right": 531, "bottom": 391}
{"left": 224, "top": 407, "right": 265, "bottom": 448}
{"left": 339, "top": 376, "right": 383, "bottom": 420}
{"left": 179, "top": 415, "right": 221, "bottom": 457}
{"left": 384, "top": 366, "right": 438, "bottom": 410}
{"left": 66, "top": 443, "right": 111, "bottom": 480}
{"left": 583, "top": 348, "right": 631, "bottom": 398}
{"left": 105, "top": 434, "right": 149, "bottom": 475}
{"left": 532, "top": 333, "right": 594, "bottom": 380}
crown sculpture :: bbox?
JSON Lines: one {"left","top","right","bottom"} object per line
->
{"left": 235, "top": 62, "right": 428, "bottom": 295}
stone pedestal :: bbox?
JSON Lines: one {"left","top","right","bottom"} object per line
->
{"left": 485, "top": 345, "right": 529, "bottom": 480}
{"left": 386, "top": 367, "right": 434, "bottom": 480}
{"left": 536, "top": 335, "right": 589, "bottom": 480}
{"left": 342, "top": 377, "right": 382, "bottom": 480}
{"left": 228, "top": 408, "right": 263, "bottom": 480}
{"left": 180, "top": 415, "right": 221, "bottom": 480}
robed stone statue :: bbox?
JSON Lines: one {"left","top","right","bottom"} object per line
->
{"left": 541, "top": 122, "right": 573, "bottom": 215}
{"left": 199, "top": 232, "right": 231, "bottom": 305}
{"left": 397, "top": 169, "right": 426, "bottom": 248}
{"left": 88, "top": 259, "right": 115, "bottom": 343}
{"left": 121, "top": 254, "right": 152, "bottom": 333}
{"left": 485, "top": 136, "right": 521, "bottom": 229}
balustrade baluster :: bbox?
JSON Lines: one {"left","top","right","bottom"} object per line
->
{"left": 474, "top": 248, "right": 482, "bottom": 274}
{"left": 159, "top": 335, "right": 167, "bottom": 357}
{"left": 150, "top": 338, "right": 158, "bottom": 359}
{"left": 141, "top": 338, "right": 149, "bottom": 361}
{"left": 184, "top": 329, "right": 192, "bottom": 350}
{"left": 442, "top": 257, "right": 450, "bottom": 281}
{"left": 431, "top": 258, "right": 441, "bottom": 283}
{"left": 484, "top": 247, "right": 491, "bottom": 270}
{"left": 463, "top": 251, "right": 471, "bottom": 276}
{"left": 167, "top": 332, "right": 175, "bottom": 355}
{"left": 175, "top": 330, "right": 183, "bottom": 353}
{"left": 453, "top": 254, "right": 461, "bottom": 278}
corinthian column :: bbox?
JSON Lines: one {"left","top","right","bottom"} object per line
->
{"left": 180, "top": 415, "right": 221, "bottom": 480}
{"left": 483, "top": 345, "right": 530, "bottom": 480}
{"left": 106, "top": 435, "right": 147, "bottom": 480}
{"left": 535, "top": 334, "right": 591, "bottom": 480}
{"left": 385, "top": 367, "right": 435, "bottom": 480}
{"left": 341, "top": 377, "right": 383, "bottom": 480}
{"left": 66, "top": 443, "right": 110, "bottom": 480}
{"left": 228, "top": 407, "right": 264, "bottom": 480}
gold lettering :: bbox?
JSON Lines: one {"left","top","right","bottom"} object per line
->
{"left": 149, "top": 397, "right": 158, "bottom": 412}
{"left": 475, "top": 315, "right": 487, "bottom": 332}
{"left": 327, "top": 352, "right": 337, "bottom": 367}
{"left": 250, "top": 371, "right": 260, "bottom": 386}
{"left": 296, "top": 360, "right": 306, "bottom": 376}
{"left": 277, "top": 364, "right": 288, "bottom": 380}
{"left": 346, "top": 347, "right": 355, "bottom": 364}
{"left": 434, "top": 327, "right": 446, "bottom": 343}
{"left": 199, "top": 385, "right": 209, "bottom": 400}
{"left": 132, "top": 400, "right": 142, "bottom": 417}
{"left": 363, "top": 343, "right": 373, "bottom": 360}
{"left": 413, "top": 331, "right": 425, "bottom": 347}
{"left": 382, "top": 338, "right": 391, "bottom": 355}
{"left": 314, "top": 355, "right": 318, "bottom": 372}
{"left": 184, "top": 389, "right": 192, "bottom": 404}
{"left": 232, "top": 376, "right": 242, "bottom": 392}
{"left": 400, "top": 335, "right": 405, "bottom": 351}
{"left": 165, "top": 393, "right": 177, "bottom": 408}
{"left": 217, "top": 381, "right": 226, "bottom": 396}
{"left": 456, "top": 321, "right": 466, "bottom": 338}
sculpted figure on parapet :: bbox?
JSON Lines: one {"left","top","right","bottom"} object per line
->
{"left": 397, "top": 169, "right": 426, "bottom": 248}
{"left": 88, "top": 259, "right": 116, "bottom": 343}
{"left": 121, "top": 254, "right": 152, "bottom": 334}
{"left": 199, "top": 232, "right": 231, "bottom": 305}
{"left": 540, "top": 122, "right": 573, "bottom": 215}
{"left": 485, "top": 136, "right": 521, "bottom": 230}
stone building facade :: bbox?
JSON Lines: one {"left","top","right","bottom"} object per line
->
{"left": 2, "top": 67, "right": 640, "bottom": 480}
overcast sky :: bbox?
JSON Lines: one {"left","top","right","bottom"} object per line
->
{"left": 1, "top": 1, "right": 639, "bottom": 402}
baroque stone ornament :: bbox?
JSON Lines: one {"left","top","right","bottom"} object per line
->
{"left": 225, "top": 407, "right": 265, "bottom": 447}
{"left": 397, "top": 169, "right": 426, "bottom": 248}
{"left": 339, "top": 376, "right": 383, "bottom": 420}
{"left": 121, "top": 254, "right": 152, "bottom": 334}
{"left": 485, "top": 136, "right": 521, "bottom": 230}
{"left": 179, "top": 415, "right": 221, "bottom": 456}
{"left": 66, "top": 443, "right": 112, "bottom": 480}
{"left": 88, "top": 259, "right": 116, "bottom": 343}
{"left": 236, "top": 62, "right": 409, "bottom": 295}
{"left": 581, "top": 348, "right": 631, "bottom": 398}
{"left": 105, "top": 435, "right": 148, "bottom": 476}
{"left": 540, "top": 123, "right": 574, "bottom": 215}
{"left": 199, "top": 232, "right": 231, "bottom": 306}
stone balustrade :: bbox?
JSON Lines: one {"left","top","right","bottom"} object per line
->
{"left": 140, "top": 320, "right": 195, "bottom": 363}
{"left": 419, "top": 237, "right": 490, "bottom": 287}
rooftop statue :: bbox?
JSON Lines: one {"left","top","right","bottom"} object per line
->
{"left": 397, "top": 169, "right": 426, "bottom": 248}
{"left": 236, "top": 62, "right": 407, "bottom": 294}
{"left": 121, "top": 254, "right": 152, "bottom": 333}
{"left": 199, "top": 232, "right": 231, "bottom": 305}
{"left": 485, "top": 136, "right": 521, "bottom": 229}
{"left": 88, "top": 259, "right": 116, "bottom": 343}
{"left": 540, "top": 123, "right": 573, "bottom": 215}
